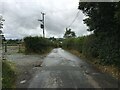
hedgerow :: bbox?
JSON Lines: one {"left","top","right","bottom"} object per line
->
{"left": 62, "top": 34, "right": 120, "bottom": 68}
{"left": 24, "top": 36, "right": 53, "bottom": 54}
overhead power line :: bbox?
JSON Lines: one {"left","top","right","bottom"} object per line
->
{"left": 67, "top": 10, "right": 80, "bottom": 28}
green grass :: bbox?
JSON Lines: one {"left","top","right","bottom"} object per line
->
{"left": 2, "top": 60, "right": 16, "bottom": 88}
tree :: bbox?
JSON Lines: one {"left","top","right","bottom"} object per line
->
{"left": 64, "top": 28, "right": 76, "bottom": 38}
{"left": 78, "top": 2, "right": 117, "bottom": 35}
{"left": 78, "top": 2, "right": 120, "bottom": 67}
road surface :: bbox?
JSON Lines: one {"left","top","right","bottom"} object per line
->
{"left": 6, "top": 46, "right": 45, "bottom": 88}
{"left": 28, "top": 48, "right": 119, "bottom": 88}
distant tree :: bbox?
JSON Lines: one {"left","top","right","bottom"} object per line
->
{"left": 49, "top": 37, "right": 56, "bottom": 42}
{"left": 64, "top": 28, "right": 76, "bottom": 38}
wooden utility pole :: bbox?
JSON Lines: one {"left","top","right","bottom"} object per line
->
{"left": 42, "top": 12, "right": 45, "bottom": 37}
{"left": 0, "top": 15, "right": 5, "bottom": 60}
{"left": 38, "top": 12, "right": 45, "bottom": 37}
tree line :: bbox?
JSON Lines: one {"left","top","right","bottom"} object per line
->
{"left": 62, "top": 2, "right": 120, "bottom": 68}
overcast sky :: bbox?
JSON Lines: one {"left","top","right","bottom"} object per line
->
{"left": 0, "top": 0, "right": 90, "bottom": 39}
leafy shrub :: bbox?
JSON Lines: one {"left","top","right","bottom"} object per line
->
{"left": 62, "top": 34, "right": 120, "bottom": 68}
{"left": 74, "top": 36, "right": 85, "bottom": 53}
{"left": 62, "top": 38, "right": 75, "bottom": 49}
{"left": 82, "top": 34, "right": 99, "bottom": 58}
{"left": 98, "top": 35, "right": 120, "bottom": 67}
{"left": 24, "top": 36, "right": 52, "bottom": 54}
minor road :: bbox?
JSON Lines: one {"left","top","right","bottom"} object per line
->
{"left": 28, "top": 48, "right": 119, "bottom": 88}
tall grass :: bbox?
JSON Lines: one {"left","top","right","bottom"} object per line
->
{"left": 2, "top": 61, "right": 16, "bottom": 88}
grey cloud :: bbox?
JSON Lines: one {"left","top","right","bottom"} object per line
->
{"left": 0, "top": 0, "right": 89, "bottom": 39}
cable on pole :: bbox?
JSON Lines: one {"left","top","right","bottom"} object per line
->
{"left": 67, "top": 10, "right": 80, "bottom": 28}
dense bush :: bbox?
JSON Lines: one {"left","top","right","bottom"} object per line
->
{"left": 82, "top": 34, "right": 99, "bottom": 58}
{"left": 74, "top": 36, "right": 85, "bottom": 53}
{"left": 62, "top": 36, "right": 85, "bottom": 53}
{"left": 62, "top": 38, "right": 75, "bottom": 49}
{"left": 77, "top": 2, "right": 120, "bottom": 68}
{"left": 62, "top": 34, "right": 120, "bottom": 68}
{"left": 24, "top": 36, "right": 53, "bottom": 54}
{"left": 97, "top": 34, "right": 120, "bottom": 66}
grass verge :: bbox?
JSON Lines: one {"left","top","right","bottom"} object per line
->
{"left": 2, "top": 60, "right": 16, "bottom": 88}
{"left": 67, "top": 49, "right": 120, "bottom": 80}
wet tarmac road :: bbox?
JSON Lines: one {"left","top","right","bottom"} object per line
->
{"left": 29, "top": 48, "right": 119, "bottom": 88}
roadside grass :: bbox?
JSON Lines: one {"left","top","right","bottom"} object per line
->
{"left": 67, "top": 49, "right": 120, "bottom": 80}
{"left": 2, "top": 60, "right": 16, "bottom": 88}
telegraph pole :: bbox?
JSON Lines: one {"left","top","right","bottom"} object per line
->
{"left": 38, "top": 12, "right": 45, "bottom": 38}
{"left": 0, "top": 15, "right": 5, "bottom": 60}
{"left": 42, "top": 12, "right": 45, "bottom": 38}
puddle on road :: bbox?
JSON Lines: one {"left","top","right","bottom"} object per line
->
{"left": 52, "top": 49, "right": 58, "bottom": 53}
{"left": 42, "top": 50, "right": 80, "bottom": 67}
{"left": 42, "top": 57, "right": 79, "bottom": 67}
{"left": 85, "top": 74, "right": 101, "bottom": 88}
